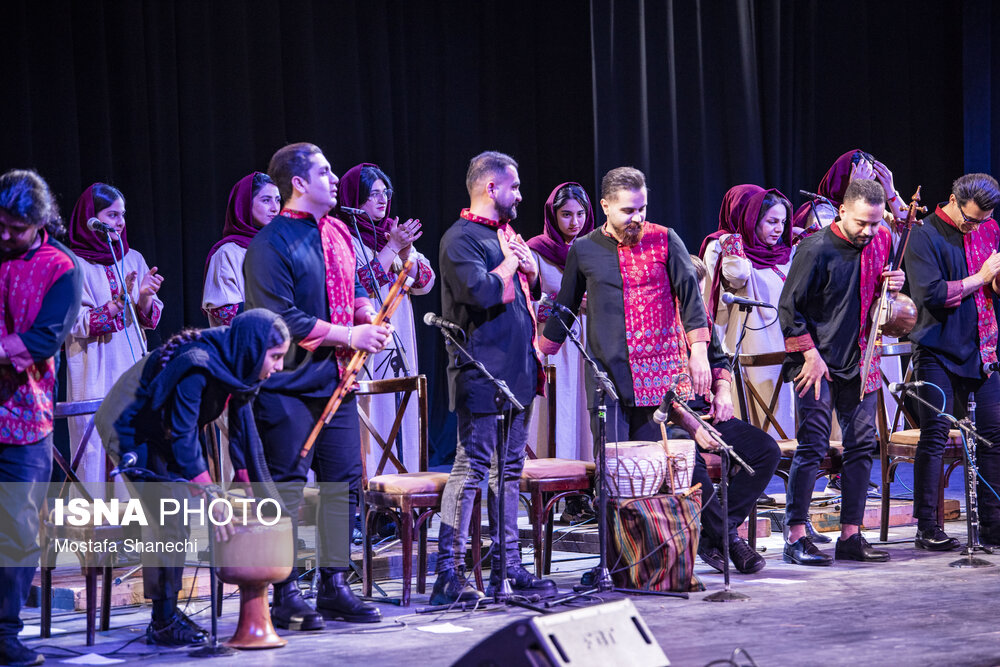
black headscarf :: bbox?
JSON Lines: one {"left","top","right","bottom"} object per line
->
{"left": 147, "top": 308, "right": 280, "bottom": 411}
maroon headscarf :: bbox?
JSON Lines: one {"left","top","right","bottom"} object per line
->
{"left": 698, "top": 184, "right": 761, "bottom": 259}
{"left": 817, "top": 148, "right": 868, "bottom": 206}
{"left": 204, "top": 172, "right": 265, "bottom": 275}
{"left": 338, "top": 163, "right": 393, "bottom": 253}
{"left": 68, "top": 184, "right": 129, "bottom": 265}
{"left": 703, "top": 185, "right": 793, "bottom": 315}
{"left": 526, "top": 182, "right": 595, "bottom": 271}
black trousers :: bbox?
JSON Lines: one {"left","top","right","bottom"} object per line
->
{"left": 787, "top": 376, "right": 877, "bottom": 527}
{"left": 254, "top": 390, "right": 358, "bottom": 576}
{"left": 913, "top": 350, "right": 1000, "bottom": 529}
{"left": 593, "top": 400, "right": 780, "bottom": 548}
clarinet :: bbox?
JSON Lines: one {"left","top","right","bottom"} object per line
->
{"left": 966, "top": 395, "right": 985, "bottom": 548}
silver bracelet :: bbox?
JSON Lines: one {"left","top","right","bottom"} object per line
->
{"left": 346, "top": 326, "right": 353, "bottom": 350}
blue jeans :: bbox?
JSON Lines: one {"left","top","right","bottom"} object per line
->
{"left": 437, "top": 404, "right": 533, "bottom": 573}
{"left": 913, "top": 350, "right": 1000, "bottom": 528}
{"left": 787, "top": 376, "right": 878, "bottom": 527}
{"left": 0, "top": 435, "right": 53, "bottom": 638}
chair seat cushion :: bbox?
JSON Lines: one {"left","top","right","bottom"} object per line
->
{"left": 889, "top": 428, "right": 962, "bottom": 447}
{"left": 521, "top": 458, "right": 595, "bottom": 480}
{"left": 776, "top": 439, "right": 844, "bottom": 457}
{"left": 367, "top": 471, "right": 449, "bottom": 495}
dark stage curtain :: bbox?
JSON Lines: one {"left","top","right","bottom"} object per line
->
{"left": 590, "top": 0, "right": 966, "bottom": 242}
{"left": 1, "top": 1, "right": 988, "bottom": 464}
{"left": 964, "top": 0, "right": 1000, "bottom": 175}
{"left": 2, "top": 0, "right": 596, "bottom": 464}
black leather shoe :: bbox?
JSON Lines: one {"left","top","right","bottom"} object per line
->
{"left": 915, "top": 526, "right": 961, "bottom": 551}
{"left": 697, "top": 543, "right": 725, "bottom": 573}
{"left": 835, "top": 533, "right": 890, "bottom": 562}
{"left": 730, "top": 537, "right": 766, "bottom": 574}
{"left": 783, "top": 536, "right": 833, "bottom": 566}
{"left": 271, "top": 580, "right": 324, "bottom": 631}
{"left": 316, "top": 571, "right": 382, "bottom": 623}
{"left": 805, "top": 521, "right": 832, "bottom": 544}
{"left": 784, "top": 520, "right": 831, "bottom": 544}
{"left": 146, "top": 611, "right": 208, "bottom": 646}
{"left": 0, "top": 636, "right": 44, "bottom": 666}
{"left": 488, "top": 564, "right": 557, "bottom": 598}
{"left": 430, "top": 568, "right": 485, "bottom": 606}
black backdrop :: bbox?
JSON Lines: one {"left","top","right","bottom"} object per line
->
{"left": 3, "top": 1, "right": 991, "bottom": 464}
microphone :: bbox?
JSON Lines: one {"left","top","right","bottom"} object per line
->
{"left": 423, "top": 312, "right": 463, "bottom": 335}
{"left": 888, "top": 380, "right": 926, "bottom": 394}
{"left": 109, "top": 451, "right": 138, "bottom": 478}
{"left": 985, "top": 361, "right": 1000, "bottom": 374}
{"left": 87, "top": 217, "right": 116, "bottom": 234}
{"left": 652, "top": 390, "right": 676, "bottom": 424}
{"left": 339, "top": 206, "right": 368, "bottom": 217}
{"left": 540, "top": 294, "right": 574, "bottom": 316}
{"left": 720, "top": 292, "right": 776, "bottom": 310}
{"left": 652, "top": 376, "right": 684, "bottom": 424}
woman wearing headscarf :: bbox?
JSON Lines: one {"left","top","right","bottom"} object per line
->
{"left": 793, "top": 148, "right": 909, "bottom": 247}
{"left": 809, "top": 149, "right": 907, "bottom": 419}
{"left": 700, "top": 185, "right": 795, "bottom": 437}
{"left": 95, "top": 309, "right": 290, "bottom": 646}
{"left": 336, "top": 163, "right": 435, "bottom": 477}
{"left": 65, "top": 183, "right": 164, "bottom": 490}
{"left": 202, "top": 171, "right": 281, "bottom": 326}
{"left": 526, "top": 183, "right": 596, "bottom": 519}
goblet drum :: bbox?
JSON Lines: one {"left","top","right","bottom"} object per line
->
{"left": 215, "top": 516, "right": 293, "bottom": 649}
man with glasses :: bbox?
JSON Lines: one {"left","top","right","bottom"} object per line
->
{"left": 904, "top": 173, "right": 1000, "bottom": 550}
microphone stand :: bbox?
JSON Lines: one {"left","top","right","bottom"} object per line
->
{"left": 345, "top": 211, "right": 412, "bottom": 464}
{"left": 664, "top": 387, "right": 755, "bottom": 602}
{"left": 429, "top": 324, "right": 524, "bottom": 607}
{"left": 104, "top": 232, "right": 147, "bottom": 360}
{"left": 119, "top": 466, "right": 237, "bottom": 657}
{"left": 892, "top": 386, "right": 995, "bottom": 568}
{"left": 544, "top": 305, "right": 687, "bottom": 604}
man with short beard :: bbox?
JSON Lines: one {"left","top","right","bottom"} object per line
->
{"left": 431, "top": 151, "right": 555, "bottom": 604}
{"left": 904, "top": 173, "right": 1000, "bottom": 550}
{"left": 540, "top": 167, "right": 781, "bottom": 578}
{"left": 778, "top": 178, "right": 905, "bottom": 566}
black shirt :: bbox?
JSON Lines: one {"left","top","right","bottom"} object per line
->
{"left": 439, "top": 216, "right": 541, "bottom": 413}
{"left": 244, "top": 213, "right": 367, "bottom": 398}
{"left": 779, "top": 225, "right": 865, "bottom": 382}
{"left": 905, "top": 209, "right": 1000, "bottom": 379}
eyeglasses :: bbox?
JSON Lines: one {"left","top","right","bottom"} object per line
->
{"left": 958, "top": 203, "right": 993, "bottom": 228}
{"left": 368, "top": 189, "right": 393, "bottom": 202}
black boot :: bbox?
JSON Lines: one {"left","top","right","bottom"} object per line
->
{"left": 271, "top": 579, "right": 324, "bottom": 631}
{"left": 316, "top": 570, "right": 381, "bottom": 623}
{"left": 488, "top": 563, "right": 557, "bottom": 598}
{"left": 429, "top": 567, "right": 485, "bottom": 606}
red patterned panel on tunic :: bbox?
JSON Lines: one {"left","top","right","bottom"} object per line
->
{"left": 963, "top": 219, "right": 1000, "bottom": 366}
{"left": 617, "top": 225, "right": 693, "bottom": 406}
{"left": 319, "top": 216, "right": 358, "bottom": 376}
{"left": 0, "top": 232, "right": 75, "bottom": 444}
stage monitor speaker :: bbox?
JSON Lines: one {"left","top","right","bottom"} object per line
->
{"left": 452, "top": 598, "right": 669, "bottom": 667}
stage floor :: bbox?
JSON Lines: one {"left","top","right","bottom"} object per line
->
{"left": 21, "top": 512, "right": 1000, "bottom": 667}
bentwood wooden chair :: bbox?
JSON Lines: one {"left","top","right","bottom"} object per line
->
{"left": 734, "top": 351, "right": 844, "bottom": 539}
{"left": 357, "top": 375, "right": 483, "bottom": 606}
{"left": 875, "top": 342, "right": 964, "bottom": 541}
{"left": 39, "top": 398, "right": 138, "bottom": 646}
{"left": 520, "top": 365, "right": 596, "bottom": 577}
